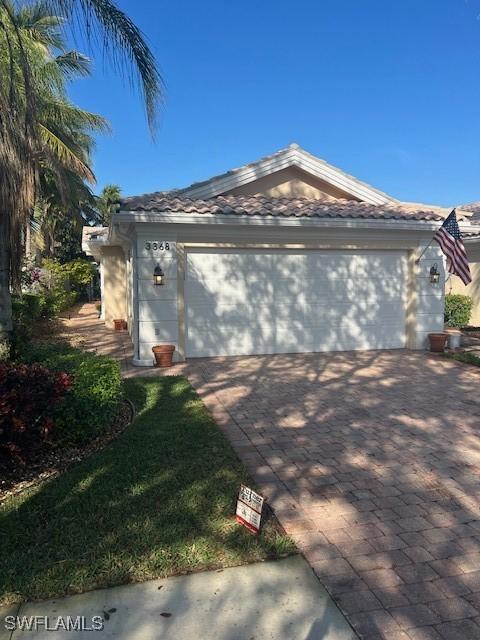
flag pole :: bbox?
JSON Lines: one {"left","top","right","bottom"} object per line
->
{"left": 414, "top": 237, "right": 436, "bottom": 264}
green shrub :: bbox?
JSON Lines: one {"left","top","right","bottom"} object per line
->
{"left": 41, "top": 288, "right": 78, "bottom": 317}
{"left": 444, "top": 293, "right": 473, "bottom": 328}
{"left": 11, "top": 293, "right": 46, "bottom": 355}
{"left": 19, "top": 343, "right": 123, "bottom": 444}
{"left": 42, "top": 258, "right": 95, "bottom": 303}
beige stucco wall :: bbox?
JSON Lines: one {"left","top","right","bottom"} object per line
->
{"left": 226, "top": 167, "right": 360, "bottom": 200}
{"left": 102, "top": 246, "right": 127, "bottom": 329}
{"left": 447, "top": 263, "right": 480, "bottom": 326}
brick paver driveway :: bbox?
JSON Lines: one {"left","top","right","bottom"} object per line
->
{"left": 183, "top": 350, "right": 480, "bottom": 640}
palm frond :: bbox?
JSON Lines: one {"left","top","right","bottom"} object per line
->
{"left": 38, "top": 123, "right": 96, "bottom": 183}
{"left": 53, "top": 0, "right": 163, "bottom": 132}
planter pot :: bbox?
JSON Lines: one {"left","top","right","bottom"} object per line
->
{"left": 113, "top": 319, "right": 126, "bottom": 331}
{"left": 428, "top": 332, "right": 448, "bottom": 353}
{"left": 446, "top": 330, "right": 462, "bottom": 350}
{"left": 152, "top": 344, "right": 175, "bottom": 368}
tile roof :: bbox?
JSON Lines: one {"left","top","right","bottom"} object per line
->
{"left": 82, "top": 226, "right": 108, "bottom": 244}
{"left": 120, "top": 192, "right": 447, "bottom": 222}
{"left": 459, "top": 201, "right": 480, "bottom": 220}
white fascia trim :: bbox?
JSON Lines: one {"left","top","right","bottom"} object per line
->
{"left": 183, "top": 148, "right": 396, "bottom": 205}
{"left": 117, "top": 210, "right": 447, "bottom": 232}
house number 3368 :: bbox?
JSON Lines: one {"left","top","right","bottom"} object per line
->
{"left": 144, "top": 241, "right": 171, "bottom": 251}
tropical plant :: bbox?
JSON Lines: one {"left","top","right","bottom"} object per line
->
{"left": 0, "top": 0, "right": 162, "bottom": 337}
{"left": 96, "top": 184, "right": 121, "bottom": 225}
{"left": 444, "top": 293, "right": 473, "bottom": 328}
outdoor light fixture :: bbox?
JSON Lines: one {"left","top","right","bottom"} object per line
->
{"left": 430, "top": 263, "right": 440, "bottom": 284}
{"left": 153, "top": 264, "right": 165, "bottom": 286}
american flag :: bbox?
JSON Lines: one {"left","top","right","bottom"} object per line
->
{"left": 433, "top": 209, "right": 471, "bottom": 285}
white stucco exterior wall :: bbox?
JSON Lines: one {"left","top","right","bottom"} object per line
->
{"left": 413, "top": 242, "right": 445, "bottom": 348}
{"left": 134, "top": 233, "right": 180, "bottom": 365}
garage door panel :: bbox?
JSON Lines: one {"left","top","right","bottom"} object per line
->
{"left": 187, "top": 303, "right": 276, "bottom": 328}
{"left": 273, "top": 281, "right": 406, "bottom": 304}
{"left": 185, "top": 249, "right": 407, "bottom": 357}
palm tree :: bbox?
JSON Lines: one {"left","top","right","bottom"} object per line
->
{"left": 96, "top": 184, "right": 121, "bottom": 225}
{"left": 0, "top": 0, "right": 162, "bottom": 334}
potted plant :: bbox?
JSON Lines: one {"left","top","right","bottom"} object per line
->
{"left": 152, "top": 344, "right": 175, "bottom": 367}
{"left": 444, "top": 293, "right": 473, "bottom": 349}
{"left": 113, "top": 319, "right": 125, "bottom": 331}
{"left": 428, "top": 332, "right": 448, "bottom": 352}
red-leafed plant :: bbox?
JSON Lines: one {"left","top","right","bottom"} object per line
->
{"left": 0, "top": 363, "right": 71, "bottom": 465}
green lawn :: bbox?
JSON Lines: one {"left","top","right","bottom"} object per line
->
{"left": 0, "top": 377, "right": 295, "bottom": 605}
{"left": 444, "top": 351, "right": 480, "bottom": 367}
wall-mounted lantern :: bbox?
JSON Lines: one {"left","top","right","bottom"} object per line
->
{"left": 153, "top": 264, "right": 165, "bottom": 286}
{"left": 429, "top": 263, "right": 440, "bottom": 284}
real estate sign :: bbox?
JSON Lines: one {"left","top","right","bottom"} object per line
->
{"left": 236, "top": 485, "right": 264, "bottom": 534}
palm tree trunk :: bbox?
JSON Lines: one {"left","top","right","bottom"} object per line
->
{"left": 0, "top": 214, "right": 12, "bottom": 333}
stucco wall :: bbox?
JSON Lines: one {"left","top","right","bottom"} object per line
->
{"left": 413, "top": 243, "right": 445, "bottom": 348}
{"left": 226, "top": 167, "right": 360, "bottom": 200}
{"left": 102, "top": 246, "right": 127, "bottom": 329}
{"left": 447, "top": 263, "right": 480, "bottom": 326}
{"left": 135, "top": 235, "right": 179, "bottom": 364}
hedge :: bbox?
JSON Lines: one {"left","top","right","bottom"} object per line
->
{"left": 444, "top": 293, "right": 473, "bottom": 328}
{"left": 19, "top": 343, "right": 123, "bottom": 444}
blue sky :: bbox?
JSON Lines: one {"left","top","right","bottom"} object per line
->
{"left": 69, "top": 0, "right": 480, "bottom": 206}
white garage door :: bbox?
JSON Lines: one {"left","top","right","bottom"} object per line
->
{"left": 185, "top": 249, "right": 407, "bottom": 358}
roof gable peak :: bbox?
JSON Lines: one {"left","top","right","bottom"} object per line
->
{"left": 180, "top": 144, "right": 397, "bottom": 205}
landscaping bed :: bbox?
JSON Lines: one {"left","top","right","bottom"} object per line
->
{"left": 0, "top": 399, "right": 133, "bottom": 502}
{"left": 1, "top": 340, "right": 126, "bottom": 499}
{"left": 0, "top": 376, "right": 295, "bottom": 605}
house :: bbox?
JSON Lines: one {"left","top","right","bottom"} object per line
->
{"left": 83, "top": 144, "right": 480, "bottom": 365}
{"left": 446, "top": 202, "right": 480, "bottom": 326}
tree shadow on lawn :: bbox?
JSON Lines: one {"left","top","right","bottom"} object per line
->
{"left": 0, "top": 376, "right": 293, "bottom": 605}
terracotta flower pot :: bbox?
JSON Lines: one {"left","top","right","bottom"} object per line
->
{"left": 152, "top": 344, "right": 175, "bottom": 368}
{"left": 428, "top": 332, "right": 448, "bottom": 353}
{"left": 113, "top": 319, "right": 125, "bottom": 331}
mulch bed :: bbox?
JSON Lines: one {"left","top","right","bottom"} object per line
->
{"left": 0, "top": 399, "right": 134, "bottom": 503}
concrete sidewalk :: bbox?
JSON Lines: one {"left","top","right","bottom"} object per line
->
{"left": 1, "top": 557, "right": 356, "bottom": 640}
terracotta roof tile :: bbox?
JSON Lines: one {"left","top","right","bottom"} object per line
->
{"left": 120, "top": 193, "right": 447, "bottom": 222}
{"left": 82, "top": 226, "right": 108, "bottom": 244}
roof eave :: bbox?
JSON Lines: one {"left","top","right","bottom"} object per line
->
{"left": 115, "top": 210, "right": 449, "bottom": 231}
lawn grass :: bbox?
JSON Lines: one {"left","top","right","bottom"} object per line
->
{"left": 0, "top": 377, "right": 295, "bottom": 605}
{"left": 444, "top": 351, "right": 480, "bottom": 367}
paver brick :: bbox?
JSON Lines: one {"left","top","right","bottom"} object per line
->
{"left": 335, "top": 589, "right": 382, "bottom": 614}
{"left": 361, "top": 568, "right": 404, "bottom": 588}
{"left": 395, "top": 563, "right": 440, "bottom": 585}
{"left": 404, "top": 547, "right": 435, "bottom": 563}
{"left": 434, "top": 618, "right": 480, "bottom": 639}
{"left": 349, "top": 551, "right": 411, "bottom": 572}
{"left": 401, "top": 581, "right": 445, "bottom": 604}
{"left": 390, "top": 603, "right": 441, "bottom": 628}
{"left": 347, "top": 610, "right": 403, "bottom": 637}
{"left": 428, "top": 597, "right": 479, "bottom": 621}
